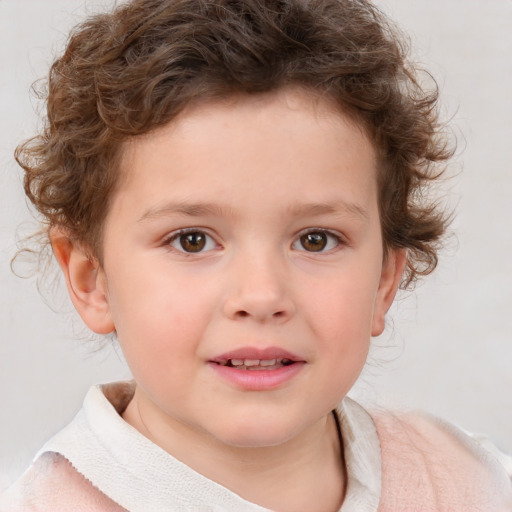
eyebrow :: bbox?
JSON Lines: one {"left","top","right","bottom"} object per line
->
{"left": 287, "top": 200, "right": 369, "bottom": 221}
{"left": 137, "top": 201, "right": 233, "bottom": 222}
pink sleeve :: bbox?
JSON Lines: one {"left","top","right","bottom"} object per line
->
{"left": 374, "top": 410, "right": 512, "bottom": 511}
{"left": 0, "top": 452, "right": 124, "bottom": 512}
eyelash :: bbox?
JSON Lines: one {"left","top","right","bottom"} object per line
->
{"left": 162, "top": 227, "right": 345, "bottom": 255}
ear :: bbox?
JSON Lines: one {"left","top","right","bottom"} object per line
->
{"left": 371, "top": 248, "right": 406, "bottom": 337}
{"left": 50, "top": 228, "right": 115, "bottom": 334}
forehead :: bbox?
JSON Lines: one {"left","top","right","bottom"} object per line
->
{"left": 115, "top": 88, "right": 378, "bottom": 219}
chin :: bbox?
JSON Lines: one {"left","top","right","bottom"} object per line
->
{"left": 209, "top": 415, "right": 306, "bottom": 449}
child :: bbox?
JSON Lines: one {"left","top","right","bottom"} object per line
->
{"left": 1, "top": 0, "right": 511, "bottom": 510}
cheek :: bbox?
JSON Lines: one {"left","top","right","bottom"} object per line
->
{"left": 301, "top": 270, "right": 379, "bottom": 391}
{"left": 304, "top": 273, "right": 379, "bottom": 341}
{"left": 312, "top": 288, "right": 374, "bottom": 388}
{"left": 106, "top": 265, "right": 219, "bottom": 365}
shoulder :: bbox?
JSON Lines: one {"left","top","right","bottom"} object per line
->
{"left": 0, "top": 452, "right": 124, "bottom": 512}
{"left": 371, "top": 409, "right": 512, "bottom": 511}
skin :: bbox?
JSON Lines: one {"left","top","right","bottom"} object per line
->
{"left": 52, "top": 88, "right": 405, "bottom": 512}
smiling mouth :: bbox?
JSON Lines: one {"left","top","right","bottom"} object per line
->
{"left": 217, "top": 358, "right": 295, "bottom": 370}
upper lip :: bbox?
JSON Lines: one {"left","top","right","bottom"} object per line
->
{"left": 209, "top": 346, "right": 304, "bottom": 364}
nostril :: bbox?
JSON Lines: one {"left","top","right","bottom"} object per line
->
{"left": 237, "top": 311, "right": 249, "bottom": 318}
{"left": 273, "top": 311, "right": 285, "bottom": 318}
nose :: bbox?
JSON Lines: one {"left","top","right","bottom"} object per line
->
{"left": 223, "top": 251, "right": 295, "bottom": 324}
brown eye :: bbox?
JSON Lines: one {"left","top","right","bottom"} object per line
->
{"left": 168, "top": 231, "right": 216, "bottom": 253}
{"left": 300, "top": 232, "right": 328, "bottom": 252}
{"left": 293, "top": 230, "right": 341, "bottom": 253}
{"left": 179, "top": 232, "right": 206, "bottom": 252}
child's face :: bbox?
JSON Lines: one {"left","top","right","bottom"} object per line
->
{"left": 75, "top": 89, "right": 403, "bottom": 448}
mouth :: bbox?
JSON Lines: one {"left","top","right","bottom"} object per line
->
{"left": 208, "top": 347, "right": 305, "bottom": 390}
{"left": 209, "top": 347, "right": 304, "bottom": 371}
{"left": 216, "top": 358, "right": 296, "bottom": 371}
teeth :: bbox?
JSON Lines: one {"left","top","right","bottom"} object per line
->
{"left": 224, "top": 358, "right": 293, "bottom": 369}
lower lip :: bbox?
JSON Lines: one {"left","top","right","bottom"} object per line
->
{"left": 208, "top": 362, "right": 305, "bottom": 391}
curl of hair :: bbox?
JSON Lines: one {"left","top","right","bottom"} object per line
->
{"left": 16, "top": 0, "right": 453, "bottom": 288}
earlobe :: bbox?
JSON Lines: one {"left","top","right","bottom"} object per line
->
{"left": 50, "top": 229, "right": 115, "bottom": 335}
{"left": 371, "top": 249, "right": 407, "bottom": 337}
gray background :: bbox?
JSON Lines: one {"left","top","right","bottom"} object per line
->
{"left": 1, "top": 0, "right": 511, "bottom": 487}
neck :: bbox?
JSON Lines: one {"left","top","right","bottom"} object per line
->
{"left": 122, "top": 386, "right": 346, "bottom": 512}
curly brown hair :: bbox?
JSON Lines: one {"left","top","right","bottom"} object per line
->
{"left": 16, "top": 0, "right": 453, "bottom": 288}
